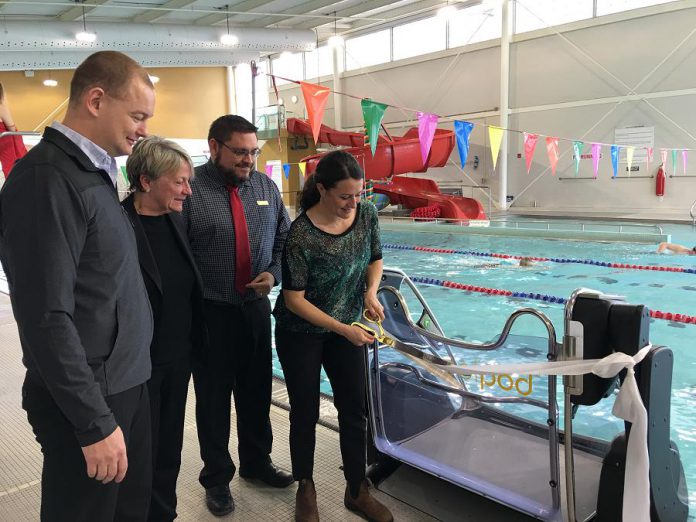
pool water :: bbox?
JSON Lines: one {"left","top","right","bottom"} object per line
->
{"left": 270, "top": 220, "right": 696, "bottom": 508}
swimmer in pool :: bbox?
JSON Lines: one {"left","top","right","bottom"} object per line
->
{"left": 656, "top": 242, "right": 696, "bottom": 255}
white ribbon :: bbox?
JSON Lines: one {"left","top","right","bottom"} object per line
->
{"left": 397, "top": 344, "right": 652, "bottom": 522}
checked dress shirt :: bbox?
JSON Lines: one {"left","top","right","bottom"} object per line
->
{"left": 182, "top": 160, "right": 290, "bottom": 305}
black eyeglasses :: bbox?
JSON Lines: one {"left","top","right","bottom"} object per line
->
{"left": 215, "top": 139, "right": 261, "bottom": 158}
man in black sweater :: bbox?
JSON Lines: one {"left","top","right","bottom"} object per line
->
{"left": 0, "top": 51, "right": 155, "bottom": 521}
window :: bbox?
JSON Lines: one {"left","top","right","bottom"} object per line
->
{"left": 515, "top": 0, "right": 593, "bottom": 34}
{"left": 345, "top": 29, "right": 391, "bottom": 70}
{"left": 234, "top": 61, "right": 269, "bottom": 125}
{"left": 304, "top": 45, "right": 338, "bottom": 80}
{"left": 270, "top": 52, "right": 303, "bottom": 85}
{"left": 449, "top": 3, "right": 502, "bottom": 48}
{"left": 596, "top": 0, "right": 677, "bottom": 16}
{"left": 393, "top": 16, "right": 446, "bottom": 61}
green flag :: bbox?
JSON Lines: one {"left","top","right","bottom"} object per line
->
{"left": 361, "top": 99, "right": 388, "bottom": 156}
{"left": 572, "top": 141, "right": 584, "bottom": 175}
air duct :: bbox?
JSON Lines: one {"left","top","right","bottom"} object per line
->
{"left": 0, "top": 21, "right": 316, "bottom": 71}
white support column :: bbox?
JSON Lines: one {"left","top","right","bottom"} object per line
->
{"left": 226, "top": 65, "right": 236, "bottom": 115}
{"left": 332, "top": 44, "right": 343, "bottom": 130}
{"left": 498, "top": 0, "right": 512, "bottom": 211}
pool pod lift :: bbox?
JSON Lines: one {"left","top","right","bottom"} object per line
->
{"left": 360, "top": 268, "right": 689, "bottom": 522}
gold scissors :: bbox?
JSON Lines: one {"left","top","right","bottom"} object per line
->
{"left": 351, "top": 310, "right": 395, "bottom": 347}
{"left": 353, "top": 311, "right": 453, "bottom": 366}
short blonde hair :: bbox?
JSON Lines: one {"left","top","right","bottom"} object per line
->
{"left": 126, "top": 136, "right": 193, "bottom": 192}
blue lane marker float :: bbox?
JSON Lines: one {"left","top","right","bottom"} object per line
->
{"left": 408, "top": 275, "right": 696, "bottom": 324}
{"left": 382, "top": 243, "right": 690, "bottom": 274}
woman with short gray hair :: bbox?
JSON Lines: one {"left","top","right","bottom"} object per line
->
{"left": 122, "top": 135, "right": 206, "bottom": 521}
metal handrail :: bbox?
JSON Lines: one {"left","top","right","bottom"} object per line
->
{"left": 379, "top": 214, "right": 665, "bottom": 235}
{"left": 379, "top": 215, "right": 486, "bottom": 226}
{"left": 690, "top": 198, "right": 696, "bottom": 227}
{"left": 369, "top": 272, "right": 561, "bottom": 512}
{"left": 0, "top": 131, "right": 40, "bottom": 138}
{"left": 486, "top": 216, "right": 664, "bottom": 235}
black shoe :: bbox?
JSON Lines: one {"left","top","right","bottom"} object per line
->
{"left": 205, "top": 485, "right": 235, "bottom": 517}
{"left": 240, "top": 461, "right": 294, "bottom": 488}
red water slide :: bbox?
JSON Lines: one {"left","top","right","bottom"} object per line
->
{"left": 287, "top": 118, "right": 486, "bottom": 221}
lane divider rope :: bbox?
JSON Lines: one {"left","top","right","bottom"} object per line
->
{"left": 409, "top": 275, "right": 696, "bottom": 324}
{"left": 383, "top": 243, "right": 696, "bottom": 274}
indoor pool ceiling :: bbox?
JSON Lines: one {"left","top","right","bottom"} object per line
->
{"left": 0, "top": 0, "right": 481, "bottom": 70}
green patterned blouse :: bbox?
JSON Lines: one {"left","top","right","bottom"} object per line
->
{"left": 273, "top": 202, "right": 382, "bottom": 334}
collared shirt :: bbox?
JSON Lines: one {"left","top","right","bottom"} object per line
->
{"left": 50, "top": 121, "right": 119, "bottom": 186}
{"left": 182, "top": 160, "right": 291, "bottom": 305}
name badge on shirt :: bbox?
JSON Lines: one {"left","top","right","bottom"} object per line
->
{"left": 257, "top": 200, "right": 269, "bottom": 206}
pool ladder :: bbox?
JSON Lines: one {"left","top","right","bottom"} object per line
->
{"left": 691, "top": 198, "right": 696, "bottom": 227}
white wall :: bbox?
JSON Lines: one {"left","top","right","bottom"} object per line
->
{"left": 276, "top": 3, "right": 696, "bottom": 215}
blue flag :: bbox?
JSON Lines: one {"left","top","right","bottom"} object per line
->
{"left": 454, "top": 121, "right": 474, "bottom": 169}
{"left": 283, "top": 163, "right": 291, "bottom": 179}
{"left": 611, "top": 145, "right": 619, "bottom": 178}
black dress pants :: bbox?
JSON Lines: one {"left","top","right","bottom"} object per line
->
{"left": 23, "top": 381, "right": 152, "bottom": 522}
{"left": 193, "top": 298, "right": 273, "bottom": 489}
{"left": 147, "top": 356, "right": 191, "bottom": 522}
{"left": 275, "top": 328, "right": 367, "bottom": 490}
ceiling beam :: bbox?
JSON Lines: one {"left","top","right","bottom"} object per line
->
{"left": 246, "top": 0, "right": 341, "bottom": 28}
{"left": 132, "top": 0, "right": 197, "bottom": 23}
{"left": 193, "top": 0, "right": 272, "bottom": 26}
{"left": 342, "top": 0, "right": 446, "bottom": 35}
{"left": 57, "top": 0, "right": 111, "bottom": 22}
{"left": 290, "top": 0, "right": 396, "bottom": 31}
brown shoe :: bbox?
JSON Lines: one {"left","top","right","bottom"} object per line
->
{"left": 344, "top": 480, "right": 393, "bottom": 522}
{"left": 295, "top": 479, "right": 319, "bottom": 522}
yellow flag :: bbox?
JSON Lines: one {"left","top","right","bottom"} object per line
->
{"left": 298, "top": 162, "right": 306, "bottom": 177}
{"left": 626, "top": 146, "right": 634, "bottom": 175}
{"left": 488, "top": 125, "right": 504, "bottom": 169}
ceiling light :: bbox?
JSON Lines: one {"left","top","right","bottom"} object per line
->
{"left": 328, "top": 35, "right": 344, "bottom": 48}
{"left": 43, "top": 79, "right": 58, "bottom": 87}
{"left": 75, "top": 2, "right": 96, "bottom": 43}
{"left": 76, "top": 31, "right": 97, "bottom": 43}
{"left": 220, "top": 33, "right": 238, "bottom": 46}
{"left": 149, "top": 75, "right": 160, "bottom": 84}
{"left": 291, "top": 95, "right": 298, "bottom": 103}
{"left": 220, "top": 5, "right": 238, "bottom": 46}
{"left": 437, "top": 4, "right": 457, "bottom": 19}
{"left": 277, "top": 97, "right": 284, "bottom": 105}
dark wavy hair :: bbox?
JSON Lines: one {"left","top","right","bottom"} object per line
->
{"left": 300, "top": 150, "right": 364, "bottom": 210}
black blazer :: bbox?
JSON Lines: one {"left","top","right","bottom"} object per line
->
{"left": 0, "top": 127, "right": 153, "bottom": 446}
{"left": 122, "top": 194, "right": 207, "bottom": 364}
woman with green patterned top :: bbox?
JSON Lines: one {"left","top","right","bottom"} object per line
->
{"left": 273, "top": 150, "right": 393, "bottom": 522}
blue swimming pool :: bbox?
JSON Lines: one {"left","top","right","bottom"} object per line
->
{"left": 271, "top": 219, "right": 696, "bottom": 509}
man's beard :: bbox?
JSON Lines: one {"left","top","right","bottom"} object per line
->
{"left": 214, "top": 156, "right": 251, "bottom": 186}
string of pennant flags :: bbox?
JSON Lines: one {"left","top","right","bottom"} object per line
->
{"left": 264, "top": 161, "right": 307, "bottom": 179}
{"left": 268, "top": 74, "right": 692, "bottom": 179}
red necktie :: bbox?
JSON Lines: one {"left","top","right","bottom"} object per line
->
{"left": 227, "top": 186, "right": 252, "bottom": 295}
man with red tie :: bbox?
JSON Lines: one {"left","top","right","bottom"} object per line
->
{"left": 183, "top": 115, "right": 292, "bottom": 516}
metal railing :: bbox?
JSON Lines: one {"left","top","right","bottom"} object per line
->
{"left": 0, "top": 131, "right": 41, "bottom": 138}
{"left": 436, "top": 182, "right": 492, "bottom": 218}
{"left": 379, "top": 214, "right": 665, "bottom": 235}
{"left": 486, "top": 217, "right": 663, "bottom": 235}
{"left": 378, "top": 215, "right": 487, "bottom": 226}
{"left": 690, "top": 198, "right": 696, "bottom": 227}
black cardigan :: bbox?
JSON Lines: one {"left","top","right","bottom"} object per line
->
{"left": 122, "top": 194, "right": 207, "bottom": 361}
